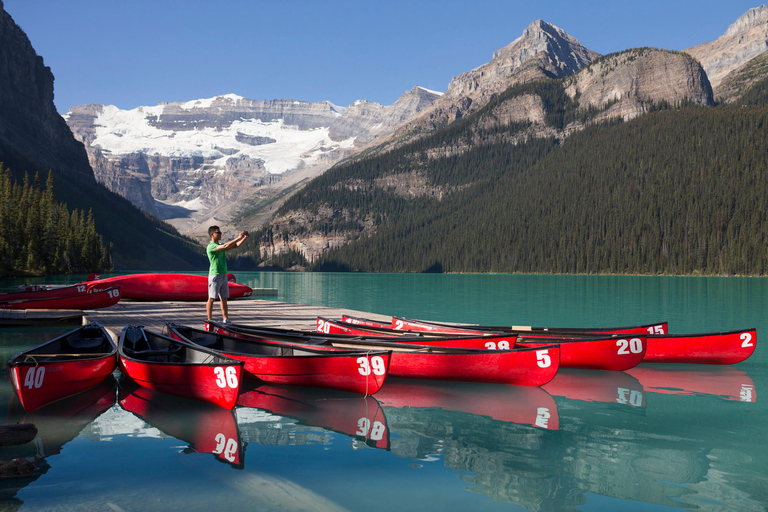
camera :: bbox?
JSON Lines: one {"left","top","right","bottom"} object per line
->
{"left": 242, "top": 230, "right": 249, "bottom": 237}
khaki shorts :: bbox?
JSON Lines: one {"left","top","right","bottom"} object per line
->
{"left": 208, "top": 274, "right": 230, "bottom": 299}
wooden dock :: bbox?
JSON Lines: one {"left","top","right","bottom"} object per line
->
{"left": 83, "top": 299, "right": 388, "bottom": 338}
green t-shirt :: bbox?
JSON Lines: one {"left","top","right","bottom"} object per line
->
{"left": 207, "top": 241, "right": 227, "bottom": 275}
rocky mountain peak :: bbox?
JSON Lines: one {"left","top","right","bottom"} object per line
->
{"left": 725, "top": 4, "right": 768, "bottom": 37}
{"left": 686, "top": 5, "right": 768, "bottom": 95}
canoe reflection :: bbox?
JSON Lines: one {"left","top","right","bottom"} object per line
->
{"left": 1, "top": 376, "right": 116, "bottom": 505}
{"left": 375, "top": 378, "right": 560, "bottom": 429}
{"left": 118, "top": 379, "right": 244, "bottom": 468}
{"left": 627, "top": 364, "right": 757, "bottom": 402}
{"left": 544, "top": 369, "right": 645, "bottom": 408}
{"left": 237, "top": 382, "right": 390, "bottom": 449}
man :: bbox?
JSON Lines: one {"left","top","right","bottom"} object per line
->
{"left": 206, "top": 226, "right": 249, "bottom": 323}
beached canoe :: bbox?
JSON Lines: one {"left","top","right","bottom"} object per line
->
{"left": 166, "top": 323, "right": 391, "bottom": 395}
{"left": 0, "top": 286, "right": 121, "bottom": 310}
{"left": 515, "top": 335, "right": 647, "bottom": 371}
{"left": 643, "top": 329, "right": 756, "bottom": 364}
{"left": 118, "top": 380, "right": 245, "bottom": 467}
{"left": 0, "top": 283, "right": 90, "bottom": 301}
{"left": 7, "top": 322, "right": 117, "bottom": 412}
{"left": 238, "top": 382, "right": 391, "bottom": 449}
{"left": 208, "top": 323, "right": 559, "bottom": 386}
{"left": 390, "top": 316, "right": 668, "bottom": 336}
{"left": 118, "top": 325, "right": 244, "bottom": 409}
{"left": 86, "top": 273, "right": 253, "bottom": 301}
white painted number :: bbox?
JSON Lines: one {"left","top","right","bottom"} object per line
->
{"left": 484, "top": 340, "right": 511, "bottom": 350}
{"left": 108, "top": 289, "right": 120, "bottom": 298}
{"left": 617, "top": 387, "right": 644, "bottom": 407}
{"left": 214, "top": 367, "right": 239, "bottom": 388}
{"left": 536, "top": 350, "right": 551, "bottom": 368}
{"left": 740, "top": 332, "right": 754, "bottom": 348}
{"left": 394, "top": 320, "right": 404, "bottom": 330}
{"left": 647, "top": 325, "right": 665, "bottom": 334}
{"left": 357, "top": 356, "right": 386, "bottom": 376}
{"left": 535, "top": 407, "right": 551, "bottom": 428}
{"left": 317, "top": 319, "right": 331, "bottom": 333}
{"left": 740, "top": 385, "right": 754, "bottom": 402}
{"left": 24, "top": 367, "right": 45, "bottom": 389}
{"left": 356, "top": 418, "right": 386, "bottom": 440}
{"left": 77, "top": 285, "right": 86, "bottom": 293}
{"left": 213, "top": 433, "right": 238, "bottom": 462}
{"left": 616, "top": 338, "right": 643, "bottom": 355}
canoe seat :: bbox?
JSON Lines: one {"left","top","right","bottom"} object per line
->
{"left": 65, "top": 337, "right": 105, "bottom": 351}
{"left": 124, "top": 344, "right": 183, "bottom": 357}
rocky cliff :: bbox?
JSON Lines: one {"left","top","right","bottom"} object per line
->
{"left": 686, "top": 5, "right": 768, "bottom": 99}
{"left": 66, "top": 88, "right": 441, "bottom": 241}
{"left": 0, "top": 1, "right": 204, "bottom": 269}
{"left": 564, "top": 48, "right": 714, "bottom": 122}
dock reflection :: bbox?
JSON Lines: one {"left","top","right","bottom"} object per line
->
{"left": 237, "top": 382, "right": 390, "bottom": 449}
{"left": 118, "top": 379, "right": 244, "bottom": 468}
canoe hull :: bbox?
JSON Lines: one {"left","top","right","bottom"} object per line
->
{"left": 0, "top": 287, "right": 121, "bottom": 310}
{"left": 517, "top": 335, "right": 646, "bottom": 371}
{"left": 644, "top": 329, "right": 756, "bottom": 364}
{"left": 118, "top": 326, "right": 244, "bottom": 409}
{"left": 7, "top": 323, "right": 117, "bottom": 412}
{"left": 87, "top": 273, "right": 252, "bottom": 301}
{"left": 174, "top": 324, "right": 391, "bottom": 395}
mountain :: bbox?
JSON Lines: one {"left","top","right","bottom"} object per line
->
{"left": 65, "top": 87, "right": 442, "bottom": 242}
{"left": 0, "top": 1, "right": 204, "bottom": 270}
{"left": 686, "top": 5, "right": 768, "bottom": 100}
{"left": 388, "top": 20, "right": 600, "bottom": 142}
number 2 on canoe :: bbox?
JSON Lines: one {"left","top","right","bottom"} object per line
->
{"left": 214, "top": 367, "right": 239, "bottom": 388}
{"left": 357, "top": 356, "right": 386, "bottom": 376}
{"left": 24, "top": 367, "right": 45, "bottom": 389}
{"left": 740, "top": 332, "right": 754, "bottom": 348}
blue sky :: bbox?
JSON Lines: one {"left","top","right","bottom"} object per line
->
{"left": 4, "top": 1, "right": 764, "bottom": 112}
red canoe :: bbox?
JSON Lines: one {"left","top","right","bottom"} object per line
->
{"left": 118, "top": 325, "right": 244, "bottom": 409}
{"left": 166, "top": 323, "right": 391, "bottom": 396}
{"left": 626, "top": 365, "right": 756, "bottom": 402}
{"left": 390, "top": 316, "right": 668, "bottom": 336}
{"left": 0, "top": 286, "right": 121, "bottom": 310}
{"left": 375, "top": 378, "right": 560, "bottom": 429}
{"left": 237, "top": 383, "right": 390, "bottom": 449}
{"left": 0, "top": 283, "right": 90, "bottom": 301}
{"left": 119, "top": 381, "right": 244, "bottom": 467}
{"left": 516, "top": 335, "right": 647, "bottom": 371}
{"left": 7, "top": 322, "right": 117, "bottom": 412}
{"left": 544, "top": 368, "right": 646, "bottom": 408}
{"left": 316, "top": 316, "right": 517, "bottom": 350}
{"left": 643, "top": 329, "right": 756, "bottom": 364}
{"left": 86, "top": 273, "right": 252, "bottom": 301}
{"left": 210, "top": 321, "right": 558, "bottom": 386}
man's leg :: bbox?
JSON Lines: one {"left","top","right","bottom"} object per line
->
{"left": 220, "top": 297, "right": 229, "bottom": 321}
{"left": 206, "top": 297, "right": 215, "bottom": 321}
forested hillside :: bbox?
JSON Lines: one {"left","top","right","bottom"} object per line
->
{"left": 262, "top": 78, "right": 768, "bottom": 275}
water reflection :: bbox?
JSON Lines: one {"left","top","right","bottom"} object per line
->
{"left": 376, "top": 378, "right": 559, "bottom": 430}
{"left": 237, "top": 382, "right": 390, "bottom": 450}
{"left": 0, "top": 377, "right": 116, "bottom": 506}
{"left": 544, "top": 368, "right": 645, "bottom": 408}
{"left": 627, "top": 364, "right": 757, "bottom": 402}
{"left": 118, "top": 378, "right": 245, "bottom": 468}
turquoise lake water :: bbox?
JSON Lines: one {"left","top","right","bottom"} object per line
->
{"left": 0, "top": 272, "right": 766, "bottom": 511}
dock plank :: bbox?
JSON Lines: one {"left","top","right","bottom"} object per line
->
{"left": 83, "top": 299, "right": 389, "bottom": 337}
